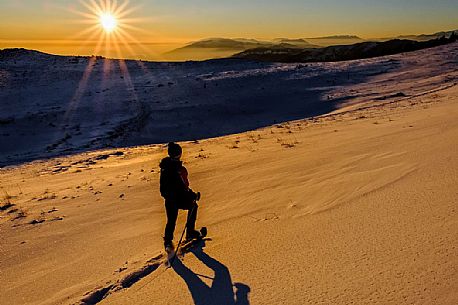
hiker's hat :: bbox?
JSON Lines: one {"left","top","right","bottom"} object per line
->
{"left": 168, "top": 142, "right": 182, "bottom": 158}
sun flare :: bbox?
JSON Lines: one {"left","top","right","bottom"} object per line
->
{"left": 70, "top": 0, "right": 147, "bottom": 58}
{"left": 99, "top": 13, "right": 117, "bottom": 33}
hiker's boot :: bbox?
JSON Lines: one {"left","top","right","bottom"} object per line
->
{"left": 164, "top": 238, "right": 174, "bottom": 251}
{"left": 186, "top": 229, "right": 201, "bottom": 241}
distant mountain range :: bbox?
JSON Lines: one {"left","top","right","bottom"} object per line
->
{"left": 163, "top": 30, "right": 458, "bottom": 61}
{"left": 173, "top": 38, "right": 273, "bottom": 50}
{"left": 233, "top": 33, "right": 458, "bottom": 63}
{"left": 3, "top": 30, "right": 456, "bottom": 63}
{"left": 163, "top": 36, "right": 365, "bottom": 60}
{"left": 397, "top": 29, "right": 458, "bottom": 41}
{"left": 309, "top": 35, "right": 362, "bottom": 39}
{"left": 272, "top": 38, "right": 321, "bottom": 48}
{"left": 164, "top": 38, "right": 320, "bottom": 60}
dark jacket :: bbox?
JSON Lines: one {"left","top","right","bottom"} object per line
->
{"left": 160, "top": 157, "right": 196, "bottom": 203}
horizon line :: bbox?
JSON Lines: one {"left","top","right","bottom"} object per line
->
{"left": 1, "top": 28, "right": 457, "bottom": 46}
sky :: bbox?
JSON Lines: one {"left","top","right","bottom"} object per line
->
{"left": 0, "top": 0, "right": 457, "bottom": 60}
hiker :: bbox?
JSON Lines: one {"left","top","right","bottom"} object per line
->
{"left": 160, "top": 142, "right": 201, "bottom": 250}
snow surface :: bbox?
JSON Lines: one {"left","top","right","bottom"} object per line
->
{"left": 1, "top": 43, "right": 457, "bottom": 167}
{"left": 0, "top": 43, "right": 457, "bottom": 305}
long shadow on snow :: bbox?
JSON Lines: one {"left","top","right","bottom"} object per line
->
{"left": 172, "top": 243, "right": 250, "bottom": 305}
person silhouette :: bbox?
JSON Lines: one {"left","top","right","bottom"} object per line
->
{"left": 160, "top": 142, "right": 201, "bottom": 250}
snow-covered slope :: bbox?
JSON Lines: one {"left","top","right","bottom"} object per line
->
{"left": 0, "top": 44, "right": 457, "bottom": 305}
{"left": 1, "top": 43, "right": 457, "bottom": 167}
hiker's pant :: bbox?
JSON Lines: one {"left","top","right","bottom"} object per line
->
{"left": 164, "top": 199, "right": 198, "bottom": 242}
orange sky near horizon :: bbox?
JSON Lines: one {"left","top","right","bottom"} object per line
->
{"left": 1, "top": 0, "right": 457, "bottom": 60}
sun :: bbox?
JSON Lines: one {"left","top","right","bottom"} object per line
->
{"left": 99, "top": 13, "right": 117, "bottom": 33}
{"left": 70, "top": 0, "right": 148, "bottom": 59}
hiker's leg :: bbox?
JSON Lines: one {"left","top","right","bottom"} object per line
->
{"left": 164, "top": 201, "right": 178, "bottom": 243}
{"left": 185, "top": 201, "right": 198, "bottom": 231}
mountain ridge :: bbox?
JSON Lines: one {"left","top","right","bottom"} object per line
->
{"left": 233, "top": 33, "right": 458, "bottom": 63}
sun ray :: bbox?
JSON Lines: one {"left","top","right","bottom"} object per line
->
{"left": 66, "top": 29, "right": 105, "bottom": 114}
{"left": 74, "top": 31, "right": 104, "bottom": 54}
{"left": 118, "top": 23, "right": 150, "bottom": 35}
{"left": 112, "top": 0, "right": 119, "bottom": 12}
{"left": 117, "top": 17, "right": 149, "bottom": 24}
{"left": 113, "top": 31, "right": 136, "bottom": 56}
{"left": 68, "top": 9, "right": 97, "bottom": 20}
{"left": 70, "top": 20, "right": 100, "bottom": 25}
{"left": 112, "top": 33, "right": 125, "bottom": 60}
{"left": 116, "top": 6, "right": 140, "bottom": 19}
{"left": 78, "top": 0, "right": 94, "bottom": 13}
{"left": 114, "top": 0, "right": 130, "bottom": 16}
{"left": 116, "top": 27, "right": 152, "bottom": 55}
{"left": 69, "top": 24, "right": 101, "bottom": 40}
{"left": 63, "top": 0, "right": 156, "bottom": 147}
{"left": 110, "top": 34, "right": 139, "bottom": 108}
{"left": 98, "top": 0, "right": 106, "bottom": 12}
{"left": 79, "top": 0, "right": 102, "bottom": 15}
{"left": 104, "top": 0, "right": 111, "bottom": 13}
{"left": 68, "top": 0, "right": 151, "bottom": 104}
{"left": 64, "top": 57, "right": 95, "bottom": 124}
